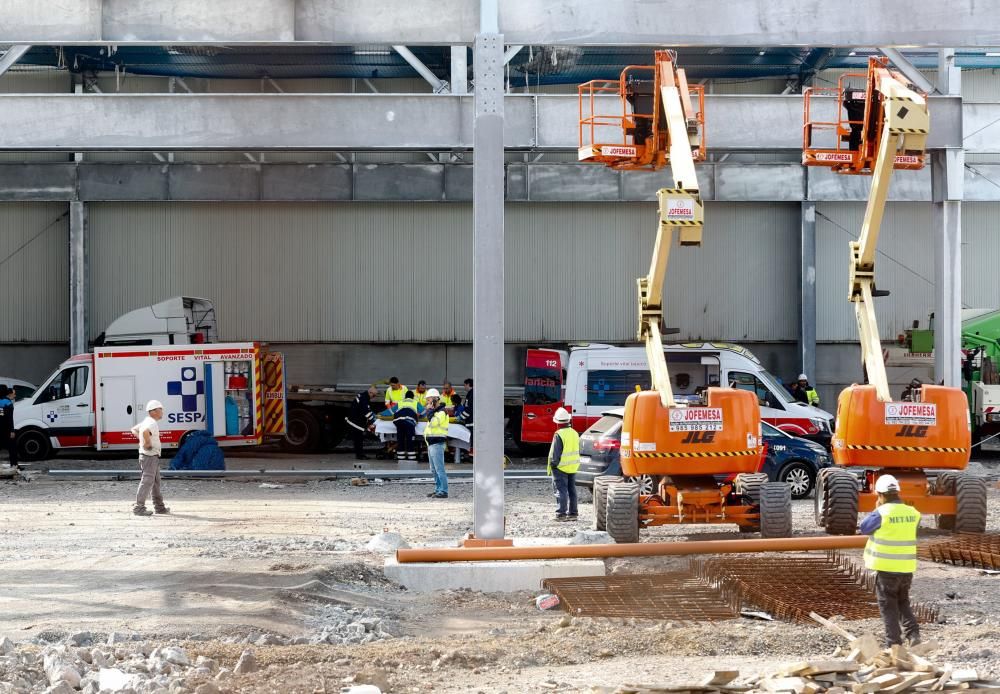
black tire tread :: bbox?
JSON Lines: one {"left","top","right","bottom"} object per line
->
{"left": 824, "top": 470, "right": 859, "bottom": 535}
{"left": 606, "top": 481, "right": 640, "bottom": 544}
{"left": 759, "top": 482, "right": 793, "bottom": 538}
{"left": 734, "top": 472, "right": 769, "bottom": 505}
{"left": 955, "top": 474, "right": 988, "bottom": 534}
{"left": 593, "top": 475, "right": 621, "bottom": 531}
{"left": 934, "top": 471, "right": 959, "bottom": 531}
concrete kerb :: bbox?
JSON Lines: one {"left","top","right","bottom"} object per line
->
{"left": 383, "top": 535, "right": 607, "bottom": 593}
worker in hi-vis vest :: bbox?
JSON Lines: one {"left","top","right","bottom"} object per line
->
{"left": 547, "top": 407, "right": 580, "bottom": 522}
{"left": 859, "top": 474, "right": 921, "bottom": 648}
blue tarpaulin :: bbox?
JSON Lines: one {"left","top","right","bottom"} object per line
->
{"left": 170, "top": 430, "right": 226, "bottom": 471}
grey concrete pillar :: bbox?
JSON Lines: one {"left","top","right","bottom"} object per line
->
{"left": 451, "top": 46, "right": 468, "bottom": 95}
{"left": 799, "top": 201, "right": 817, "bottom": 385}
{"left": 69, "top": 201, "right": 88, "bottom": 355}
{"left": 471, "top": 0, "right": 505, "bottom": 540}
{"left": 933, "top": 49, "right": 963, "bottom": 387}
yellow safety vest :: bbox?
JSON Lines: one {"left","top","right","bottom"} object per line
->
{"left": 424, "top": 410, "right": 450, "bottom": 441}
{"left": 806, "top": 388, "right": 820, "bottom": 406}
{"left": 396, "top": 398, "right": 418, "bottom": 414}
{"left": 547, "top": 427, "right": 580, "bottom": 475}
{"left": 864, "top": 503, "right": 921, "bottom": 573}
{"left": 415, "top": 391, "right": 428, "bottom": 408}
{"left": 386, "top": 386, "right": 407, "bottom": 405}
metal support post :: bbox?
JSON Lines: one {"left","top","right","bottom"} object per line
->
{"left": 799, "top": 201, "right": 817, "bottom": 385}
{"left": 450, "top": 46, "right": 468, "bottom": 95}
{"left": 69, "top": 201, "right": 89, "bottom": 356}
{"left": 933, "top": 49, "right": 963, "bottom": 387}
{"left": 472, "top": 0, "right": 505, "bottom": 540}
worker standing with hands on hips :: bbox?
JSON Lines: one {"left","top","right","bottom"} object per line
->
{"left": 131, "top": 400, "right": 168, "bottom": 516}
{"left": 423, "top": 388, "right": 450, "bottom": 498}
{"left": 860, "top": 474, "right": 921, "bottom": 648}
{"left": 547, "top": 407, "right": 580, "bottom": 521}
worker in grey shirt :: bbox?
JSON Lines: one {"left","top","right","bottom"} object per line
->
{"left": 131, "top": 400, "right": 168, "bottom": 516}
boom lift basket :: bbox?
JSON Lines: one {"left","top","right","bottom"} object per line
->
{"left": 578, "top": 55, "right": 706, "bottom": 171}
{"left": 621, "top": 388, "right": 761, "bottom": 477}
{"left": 803, "top": 58, "right": 927, "bottom": 175}
{"left": 832, "top": 384, "right": 970, "bottom": 470}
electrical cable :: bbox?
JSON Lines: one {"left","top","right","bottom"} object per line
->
{"left": 0, "top": 211, "right": 69, "bottom": 271}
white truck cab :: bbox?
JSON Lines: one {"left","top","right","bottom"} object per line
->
{"left": 519, "top": 342, "right": 833, "bottom": 447}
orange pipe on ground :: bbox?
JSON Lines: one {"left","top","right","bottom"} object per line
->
{"left": 396, "top": 535, "right": 869, "bottom": 563}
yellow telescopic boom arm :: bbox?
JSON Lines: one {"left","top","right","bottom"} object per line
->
{"left": 639, "top": 56, "right": 704, "bottom": 408}
{"left": 849, "top": 71, "right": 928, "bottom": 401}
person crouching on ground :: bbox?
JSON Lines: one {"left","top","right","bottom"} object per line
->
{"left": 131, "top": 400, "right": 168, "bottom": 516}
{"left": 547, "top": 407, "right": 580, "bottom": 521}
{"left": 860, "top": 474, "right": 921, "bottom": 647}
{"left": 423, "top": 389, "right": 450, "bottom": 499}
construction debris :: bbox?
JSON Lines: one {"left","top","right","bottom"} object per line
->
{"left": 591, "top": 637, "right": 1000, "bottom": 693}
{"left": 919, "top": 533, "right": 1000, "bottom": 571}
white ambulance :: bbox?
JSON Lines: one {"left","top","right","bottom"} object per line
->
{"left": 14, "top": 343, "right": 287, "bottom": 461}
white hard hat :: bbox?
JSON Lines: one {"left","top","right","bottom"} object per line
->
{"left": 426, "top": 388, "right": 440, "bottom": 398}
{"left": 798, "top": 373, "right": 808, "bottom": 381}
{"left": 874, "top": 474, "right": 900, "bottom": 494}
{"left": 146, "top": 399, "right": 164, "bottom": 412}
{"left": 553, "top": 407, "right": 571, "bottom": 424}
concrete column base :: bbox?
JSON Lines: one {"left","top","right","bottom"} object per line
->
{"left": 383, "top": 556, "right": 605, "bottom": 593}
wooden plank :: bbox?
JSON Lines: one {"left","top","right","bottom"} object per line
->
{"left": 810, "top": 612, "right": 859, "bottom": 641}
{"left": 701, "top": 672, "right": 740, "bottom": 686}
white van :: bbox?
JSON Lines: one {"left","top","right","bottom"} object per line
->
{"left": 14, "top": 343, "right": 286, "bottom": 461}
{"left": 518, "top": 342, "right": 833, "bottom": 448}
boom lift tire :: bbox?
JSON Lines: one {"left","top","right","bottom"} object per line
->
{"left": 954, "top": 474, "right": 989, "bottom": 534}
{"left": 606, "top": 481, "right": 641, "bottom": 544}
{"left": 933, "top": 471, "right": 959, "bottom": 530}
{"left": 759, "top": 482, "right": 793, "bottom": 539}
{"left": 734, "top": 472, "right": 769, "bottom": 505}
{"left": 822, "top": 469, "right": 859, "bottom": 535}
{"left": 593, "top": 475, "right": 622, "bottom": 531}
{"left": 815, "top": 467, "right": 836, "bottom": 526}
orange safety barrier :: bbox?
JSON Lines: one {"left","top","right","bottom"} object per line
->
{"left": 831, "top": 384, "right": 970, "bottom": 470}
{"left": 621, "top": 388, "right": 761, "bottom": 477}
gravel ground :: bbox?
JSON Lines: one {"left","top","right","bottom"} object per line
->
{"left": 1, "top": 455, "right": 999, "bottom": 693}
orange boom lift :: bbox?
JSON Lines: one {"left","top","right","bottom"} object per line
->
{"left": 804, "top": 57, "right": 987, "bottom": 534}
{"left": 578, "top": 51, "right": 791, "bottom": 543}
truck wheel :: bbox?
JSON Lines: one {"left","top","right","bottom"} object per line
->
{"left": 605, "top": 481, "right": 640, "bottom": 543}
{"left": 954, "top": 474, "right": 988, "bottom": 534}
{"left": 759, "top": 482, "right": 793, "bottom": 538}
{"left": 281, "top": 408, "right": 320, "bottom": 453}
{"left": 593, "top": 475, "right": 622, "bottom": 531}
{"left": 779, "top": 461, "right": 815, "bottom": 500}
{"left": 321, "top": 415, "right": 345, "bottom": 451}
{"left": 17, "top": 429, "right": 52, "bottom": 462}
{"left": 822, "top": 469, "right": 859, "bottom": 535}
{"left": 933, "top": 471, "right": 959, "bottom": 530}
{"left": 734, "top": 472, "right": 768, "bottom": 505}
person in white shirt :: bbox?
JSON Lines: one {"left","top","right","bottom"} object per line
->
{"left": 131, "top": 399, "right": 167, "bottom": 516}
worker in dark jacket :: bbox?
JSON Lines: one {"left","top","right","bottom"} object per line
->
{"left": 345, "top": 385, "right": 378, "bottom": 460}
{"left": 458, "top": 378, "right": 474, "bottom": 455}
{"left": 792, "top": 373, "right": 820, "bottom": 407}
{"left": 0, "top": 385, "right": 16, "bottom": 469}
{"left": 393, "top": 391, "right": 420, "bottom": 464}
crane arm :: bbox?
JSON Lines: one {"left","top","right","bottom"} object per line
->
{"left": 640, "top": 53, "right": 703, "bottom": 408}
{"left": 849, "top": 69, "right": 929, "bottom": 401}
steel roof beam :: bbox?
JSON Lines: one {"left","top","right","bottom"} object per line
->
{"left": 1, "top": 0, "right": 999, "bottom": 46}
{"left": 0, "top": 93, "right": 971, "bottom": 151}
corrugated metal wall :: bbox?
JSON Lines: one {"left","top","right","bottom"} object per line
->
{"left": 962, "top": 203, "right": 1000, "bottom": 308}
{"left": 87, "top": 201, "right": 798, "bottom": 344}
{"left": 0, "top": 203, "right": 69, "bottom": 342}
{"left": 816, "top": 202, "right": 936, "bottom": 341}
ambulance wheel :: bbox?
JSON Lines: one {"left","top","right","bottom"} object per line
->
{"left": 933, "top": 471, "right": 959, "bottom": 530}
{"left": 606, "top": 481, "right": 640, "bottom": 544}
{"left": 954, "top": 475, "right": 988, "bottom": 534}
{"left": 759, "top": 482, "right": 793, "bottom": 539}
{"left": 16, "top": 429, "right": 52, "bottom": 462}
{"left": 734, "top": 472, "right": 769, "bottom": 505}
{"left": 281, "top": 408, "right": 320, "bottom": 453}
{"left": 822, "top": 469, "right": 859, "bottom": 535}
{"left": 593, "top": 475, "right": 622, "bottom": 531}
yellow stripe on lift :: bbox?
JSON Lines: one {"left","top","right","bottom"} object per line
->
{"left": 846, "top": 445, "right": 967, "bottom": 452}
{"left": 633, "top": 449, "right": 757, "bottom": 458}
